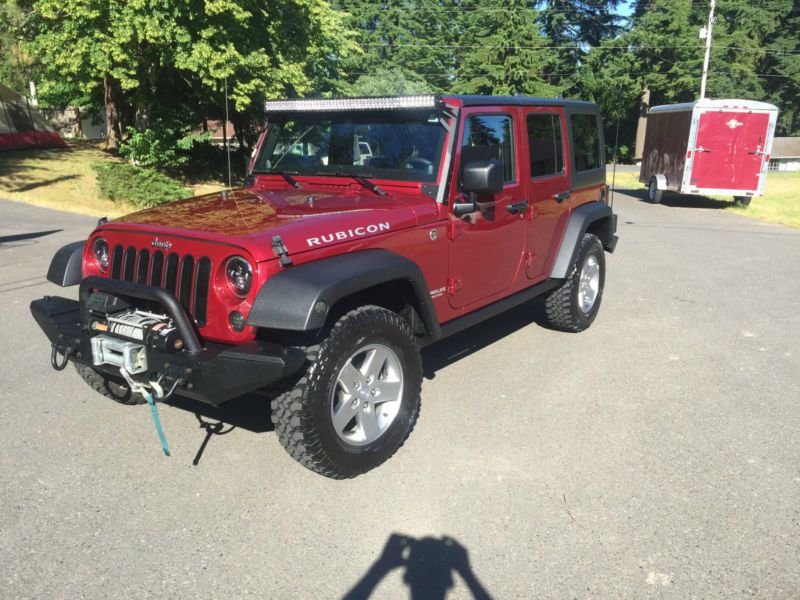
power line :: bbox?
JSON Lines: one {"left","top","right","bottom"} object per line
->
{"left": 360, "top": 43, "right": 799, "bottom": 55}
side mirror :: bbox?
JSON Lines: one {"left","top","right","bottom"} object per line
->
{"left": 462, "top": 160, "right": 503, "bottom": 195}
{"left": 453, "top": 160, "right": 503, "bottom": 216}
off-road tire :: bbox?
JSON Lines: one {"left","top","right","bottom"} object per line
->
{"left": 74, "top": 363, "right": 147, "bottom": 405}
{"left": 648, "top": 177, "right": 663, "bottom": 204}
{"left": 734, "top": 195, "right": 752, "bottom": 207}
{"left": 271, "top": 306, "right": 422, "bottom": 479}
{"left": 543, "top": 233, "right": 606, "bottom": 333}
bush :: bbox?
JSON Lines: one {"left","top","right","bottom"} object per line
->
{"left": 93, "top": 162, "right": 191, "bottom": 208}
{"left": 119, "top": 126, "right": 210, "bottom": 170}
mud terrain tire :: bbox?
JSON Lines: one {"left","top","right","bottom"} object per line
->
{"left": 271, "top": 306, "right": 422, "bottom": 479}
{"left": 544, "top": 233, "right": 606, "bottom": 332}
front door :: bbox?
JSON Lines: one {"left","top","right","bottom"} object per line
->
{"left": 522, "top": 107, "right": 571, "bottom": 280}
{"left": 448, "top": 108, "right": 527, "bottom": 308}
{"left": 690, "top": 110, "right": 771, "bottom": 191}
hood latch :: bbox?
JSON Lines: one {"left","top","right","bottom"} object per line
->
{"left": 271, "top": 235, "right": 293, "bottom": 267}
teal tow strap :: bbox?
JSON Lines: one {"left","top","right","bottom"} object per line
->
{"left": 143, "top": 389, "right": 171, "bottom": 457}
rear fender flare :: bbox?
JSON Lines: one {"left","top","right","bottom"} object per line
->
{"left": 47, "top": 241, "right": 85, "bottom": 287}
{"left": 550, "top": 203, "right": 616, "bottom": 279}
{"left": 247, "top": 249, "right": 441, "bottom": 339}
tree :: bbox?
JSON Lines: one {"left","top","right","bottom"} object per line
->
{"left": 22, "top": 0, "right": 358, "bottom": 149}
{"left": 455, "top": 0, "right": 561, "bottom": 96}
{"left": 535, "top": 0, "right": 623, "bottom": 92}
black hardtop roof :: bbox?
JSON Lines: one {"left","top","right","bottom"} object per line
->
{"left": 446, "top": 95, "right": 598, "bottom": 110}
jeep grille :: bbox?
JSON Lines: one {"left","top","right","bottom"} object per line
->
{"left": 109, "top": 245, "right": 212, "bottom": 327}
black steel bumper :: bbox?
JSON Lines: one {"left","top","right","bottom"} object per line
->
{"left": 30, "top": 281, "right": 307, "bottom": 406}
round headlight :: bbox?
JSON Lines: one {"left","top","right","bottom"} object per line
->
{"left": 93, "top": 237, "right": 109, "bottom": 272}
{"left": 225, "top": 256, "right": 253, "bottom": 296}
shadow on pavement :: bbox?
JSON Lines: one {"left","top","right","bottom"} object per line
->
{"left": 615, "top": 186, "right": 733, "bottom": 209}
{"left": 342, "top": 533, "right": 493, "bottom": 600}
{"left": 0, "top": 229, "right": 63, "bottom": 244}
{"left": 422, "top": 298, "right": 546, "bottom": 379}
{"left": 164, "top": 300, "right": 546, "bottom": 462}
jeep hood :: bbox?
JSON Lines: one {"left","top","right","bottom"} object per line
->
{"left": 105, "top": 186, "right": 440, "bottom": 262}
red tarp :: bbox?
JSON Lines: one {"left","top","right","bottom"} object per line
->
{"left": 0, "top": 83, "right": 67, "bottom": 150}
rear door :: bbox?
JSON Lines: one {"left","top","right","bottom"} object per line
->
{"left": 447, "top": 107, "right": 526, "bottom": 308}
{"left": 521, "top": 107, "right": 570, "bottom": 280}
{"left": 690, "top": 110, "right": 771, "bottom": 192}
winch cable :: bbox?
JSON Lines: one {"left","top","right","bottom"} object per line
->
{"left": 120, "top": 367, "right": 177, "bottom": 457}
{"left": 143, "top": 389, "right": 171, "bottom": 457}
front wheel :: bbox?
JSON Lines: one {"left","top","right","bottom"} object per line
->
{"left": 543, "top": 233, "right": 606, "bottom": 332}
{"left": 271, "top": 306, "right": 422, "bottom": 479}
{"left": 734, "top": 195, "right": 752, "bottom": 207}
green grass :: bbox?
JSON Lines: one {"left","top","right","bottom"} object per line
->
{"left": 0, "top": 140, "right": 225, "bottom": 217}
{"left": 611, "top": 170, "right": 800, "bottom": 229}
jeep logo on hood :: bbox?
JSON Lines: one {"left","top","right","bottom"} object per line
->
{"left": 306, "top": 222, "right": 390, "bottom": 247}
{"left": 151, "top": 238, "right": 173, "bottom": 250}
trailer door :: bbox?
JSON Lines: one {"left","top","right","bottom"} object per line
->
{"left": 689, "top": 110, "right": 770, "bottom": 192}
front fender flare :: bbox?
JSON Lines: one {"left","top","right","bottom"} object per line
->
{"left": 47, "top": 241, "right": 85, "bottom": 287}
{"left": 247, "top": 249, "right": 440, "bottom": 338}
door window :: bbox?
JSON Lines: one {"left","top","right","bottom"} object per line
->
{"left": 570, "top": 113, "right": 601, "bottom": 171}
{"left": 461, "top": 114, "right": 515, "bottom": 183}
{"left": 527, "top": 114, "right": 564, "bottom": 177}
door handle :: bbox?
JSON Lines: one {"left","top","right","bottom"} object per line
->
{"left": 696, "top": 146, "right": 712, "bottom": 153}
{"left": 507, "top": 200, "right": 529, "bottom": 214}
{"left": 553, "top": 191, "right": 571, "bottom": 202}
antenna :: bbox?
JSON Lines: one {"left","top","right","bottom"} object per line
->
{"left": 224, "top": 76, "right": 232, "bottom": 189}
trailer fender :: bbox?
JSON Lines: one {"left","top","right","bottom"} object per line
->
{"left": 652, "top": 174, "right": 667, "bottom": 190}
{"left": 247, "top": 249, "right": 440, "bottom": 338}
{"left": 550, "top": 203, "right": 617, "bottom": 279}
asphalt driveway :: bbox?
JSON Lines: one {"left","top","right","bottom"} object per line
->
{"left": 1, "top": 192, "right": 798, "bottom": 598}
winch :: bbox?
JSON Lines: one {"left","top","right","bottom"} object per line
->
{"left": 89, "top": 308, "right": 183, "bottom": 379}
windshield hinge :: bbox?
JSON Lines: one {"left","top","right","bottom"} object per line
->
{"left": 271, "top": 235, "right": 293, "bottom": 267}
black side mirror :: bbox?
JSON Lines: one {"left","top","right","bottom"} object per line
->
{"left": 462, "top": 160, "right": 503, "bottom": 195}
{"left": 453, "top": 160, "right": 503, "bottom": 216}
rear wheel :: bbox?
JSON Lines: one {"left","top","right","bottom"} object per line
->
{"left": 648, "top": 177, "right": 663, "bottom": 204}
{"left": 543, "top": 233, "right": 606, "bottom": 332}
{"left": 734, "top": 195, "right": 752, "bottom": 207}
{"left": 271, "top": 306, "right": 422, "bottom": 479}
{"left": 74, "top": 363, "right": 146, "bottom": 405}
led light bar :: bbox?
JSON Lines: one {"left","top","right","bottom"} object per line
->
{"left": 264, "top": 95, "right": 442, "bottom": 113}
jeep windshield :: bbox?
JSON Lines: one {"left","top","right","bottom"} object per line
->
{"left": 252, "top": 110, "right": 447, "bottom": 183}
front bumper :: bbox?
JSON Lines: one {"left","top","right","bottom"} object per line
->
{"left": 30, "top": 287, "right": 306, "bottom": 406}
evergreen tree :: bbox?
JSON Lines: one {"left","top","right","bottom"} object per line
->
{"left": 455, "top": 0, "right": 561, "bottom": 96}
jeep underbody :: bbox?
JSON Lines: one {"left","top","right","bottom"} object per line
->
{"left": 32, "top": 94, "right": 618, "bottom": 478}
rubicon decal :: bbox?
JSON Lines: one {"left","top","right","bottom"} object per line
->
{"left": 307, "top": 222, "right": 390, "bottom": 247}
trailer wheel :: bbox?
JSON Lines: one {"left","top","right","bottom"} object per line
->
{"left": 648, "top": 177, "right": 663, "bottom": 204}
{"left": 734, "top": 196, "right": 752, "bottom": 207}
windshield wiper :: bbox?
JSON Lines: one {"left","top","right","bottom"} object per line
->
{"left": 255, "top": 169, "right": 303, "bottom": 189}
{"left": 320, "top": 171, "right": 387, "bottom": 196}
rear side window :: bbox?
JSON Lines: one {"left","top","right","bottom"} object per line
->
{"left": 527, "top": 114, "right": 564, "bottom": 177}
{"left": 461, "top": 114, "right": 515, "bottom": 182}
{"left": 570, "top": 113, "right": 601, "bottom": 172}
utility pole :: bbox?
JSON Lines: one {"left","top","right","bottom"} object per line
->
{"left": 699, "top": 0, "right": 716, "bottom": 99}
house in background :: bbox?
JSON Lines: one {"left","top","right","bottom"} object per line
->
{"left": 768, "top": 137, "right": 800, "bottom": 172}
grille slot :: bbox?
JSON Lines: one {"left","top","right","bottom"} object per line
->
{"left": 105, "top": 245, "right": 211, "bottom": 328}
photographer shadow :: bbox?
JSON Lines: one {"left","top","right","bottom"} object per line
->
{"left": 343, "top": 533, "right": 493, "bottom": 600}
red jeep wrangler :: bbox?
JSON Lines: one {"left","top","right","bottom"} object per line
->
{"left": 32, "top": 95, "right": 617, "bottom": 478}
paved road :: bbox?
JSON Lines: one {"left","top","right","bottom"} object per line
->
{"left": 1, "top": 193, "right": 798, "bottom": 599}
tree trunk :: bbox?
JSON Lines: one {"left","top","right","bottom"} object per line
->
{"left": 103, "top": 76, "right": 123, "bottom": 148}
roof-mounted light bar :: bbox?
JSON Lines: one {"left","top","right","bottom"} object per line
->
{"left": 264, "top": 95, "right": 442, "bottom": 113}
